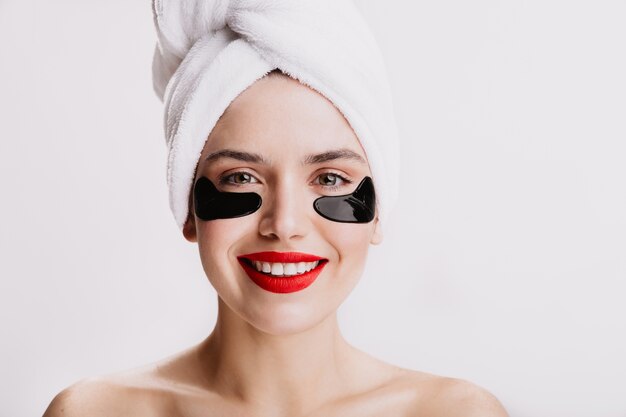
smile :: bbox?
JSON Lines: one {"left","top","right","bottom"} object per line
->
{"left": 249, "top": 259, "right": 321, "bottom": 276}
{"left": 237, "top": 251, "right": 328, "bottom": 293}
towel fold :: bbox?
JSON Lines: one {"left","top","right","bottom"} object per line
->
{"left": 151, "top": 0, "right": 400, "bottom": 230}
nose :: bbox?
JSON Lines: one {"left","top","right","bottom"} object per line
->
{"left": 258, "top": 177, "right": 311, "bottom": 241}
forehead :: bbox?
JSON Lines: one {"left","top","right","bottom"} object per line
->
{"left": 203, "top": 73, "right": 367, "bottom": 160}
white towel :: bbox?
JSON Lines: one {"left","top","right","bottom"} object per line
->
{"left": 151, "top": 0, "right": 400, "bottom": 231}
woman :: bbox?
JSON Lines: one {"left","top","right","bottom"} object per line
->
{"left": 44, "top": 1, "right": 508, "bottom": 416}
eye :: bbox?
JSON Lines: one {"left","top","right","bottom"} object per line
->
{"left": 219, "top": 171, "right": 259, "bottom": 186}
{"left": 315, "top": 172, "right": 352, "bottom": 191}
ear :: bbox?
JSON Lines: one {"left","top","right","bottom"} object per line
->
{"left": 370, "top": 215, "right": 383, "bottom": 245}
{"left": 182, "top": 210, "right": 198, "bottom": 242}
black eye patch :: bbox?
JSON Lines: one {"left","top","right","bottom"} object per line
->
{"left": 193, "top": 177, "right": 262, "bottom": 220}
{"left": 313, "top": 176, "right": 376, "bottom": 223}
{"left": 193, "top": 176, "right": 376, "bottom": 223}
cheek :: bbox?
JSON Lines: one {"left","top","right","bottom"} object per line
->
{"left": 198, "top": 218, "right": 245, "bottom": 248}
{"left": 196, "top": 217, "right": 256, "bottom": 278}
{"left": 320, "top": 221, "right": 373, "bottom": 266}
{"left": 315, "top": 221, "right": 373, "bottom": 308}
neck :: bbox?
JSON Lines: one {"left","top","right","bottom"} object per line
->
{"left": 196, "top": 296, "right": 359, "bottom": 415}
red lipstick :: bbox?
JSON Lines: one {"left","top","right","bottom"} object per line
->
{"left": 237, "top": 251, "right": 328, "bottom": 294}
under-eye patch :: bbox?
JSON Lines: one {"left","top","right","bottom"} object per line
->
{"left": 313, "top": 176, "right": 376, "bottom": 223}
{"left": 193, "top": 175, "right": 376, "bottom": 223}
{"left": 193, "top": 177, "right": 262, "bottom": 220}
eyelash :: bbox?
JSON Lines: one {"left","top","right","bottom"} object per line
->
{"left": 218, "top": 171, "right": 352, "bottom": 191}
{"left": 315, "top": 172, "right": 352, "bottom": 191}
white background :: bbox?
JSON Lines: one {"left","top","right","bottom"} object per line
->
{"left": 1, "top": 1, "right": 625, "bottom": 416}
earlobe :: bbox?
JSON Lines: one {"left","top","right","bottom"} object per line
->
{"left": 370, "top": 216, "right": 383, "bottom": 245}
{"left": 182, "top": 212, "right": 198, "bottom": 242}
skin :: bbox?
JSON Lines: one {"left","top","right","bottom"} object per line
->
{"left": 43, "top": 72, "right": 508, "bottom": 417}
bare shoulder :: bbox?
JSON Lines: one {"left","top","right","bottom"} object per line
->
{"left": 43, "top": 377, "right": 129, "bottom": 417}
{"left": 42, "top": 368, "right": 176, "bottom": 417}
{"left": 430, "top": 377, "right": 508, "bottom": 417}
{"left": 399, "top": 370, "right": 508, "bottom": 417}
{"left": 41, "top": 345, "right": 208, "bottom": 417}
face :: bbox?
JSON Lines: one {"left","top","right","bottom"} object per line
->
{"left": 183, "top": 72, "right": 383, "bottom": 336}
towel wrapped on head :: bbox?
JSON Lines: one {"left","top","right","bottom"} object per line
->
{"left": 151, "top": 0, "right": 400, "bottom": 231}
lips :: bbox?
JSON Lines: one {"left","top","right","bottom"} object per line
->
{"left": 239, "top": 251, "right": 325, "bottom": 263}
{"left": 237, "top": 251, "right": 328, "bottom": 294}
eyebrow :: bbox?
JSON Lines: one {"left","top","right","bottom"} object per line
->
{"left": 204, "top": 148, "right": 367, "bottom": 165}
{"left": 303, "top": 149, "right": 367, "bottom": 165}
{"left": 205, "top": 149, "right": 269, "bottom": 165}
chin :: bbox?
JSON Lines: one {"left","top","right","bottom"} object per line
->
{"left": 242, "top": 302, "right": 334, "bottom": 336}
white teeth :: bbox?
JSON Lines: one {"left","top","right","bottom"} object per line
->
{"left": 270, "top": 263, "right": 284, "bottom": 276}
{"left": 283, "top": 263, "right": 297, "bottom": 275}
{"left": 251, "top": 260, "right": 322, "bottom": 276}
